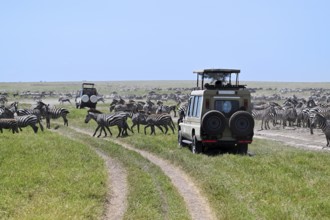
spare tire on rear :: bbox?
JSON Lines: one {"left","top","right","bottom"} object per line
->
{"left": 229, "top": 111, "right": 254, "bottom": 136}
{"left": 202, "top": 110, "right": 226, "bottom": 136}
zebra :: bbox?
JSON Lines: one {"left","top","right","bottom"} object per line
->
{"left": 155, "top": 104, "right": 177, "bottom": 117}
{"left": 311, "top": 113, "right": 330, "bottom": 148}
{"left": 0, "top": 95, "right": 8, "bottom": 105}
{"left": 16, "top": 105, "right": 44, "bottom": 131}
{"left": 252, "top": 105, "right": 277, "bottom": 130}
{"left": 15, "top": 115, "right": 39, "bottom": 133}
{"left": 85, "top": 111, "right": 113, "bottom": 138}
{"left": 144, "top": 113, "right": 175, "bottom": 135}
{"left": 282, "top": 106, "right": 297, "bottom": 128}
{"left": 177, "top": 102, "right": 188, "bottom": 125}
{"left": 0, "top": 118, "right": 19, "bottom": 134}
{"left": 58, "top": 96, "right": 71, "bottom": 104}
{"left": 142, "top": 101, "right": 158, "bottom": 114}
{"left": 307, "top": 104, "right": 330, "bottom": 134}
{"left": 0, "top": 104, "right": 39, "bottom": 133}
{"left": 35, "top": 101, "right": 69, "bottom": 129}
{"left": 85, "top": 110, "right": 131, "bottom": 138}
{"left": 130, "top": 111, "right": 150, "bottom": 133}
{"left": 110, "top": 103, "right": 137, "bottom": 112}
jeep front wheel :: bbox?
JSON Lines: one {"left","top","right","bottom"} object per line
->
{"left": 191, "top": 135, "right": 203, "bottom": 154}
{"left": 178, "top": 130, "right": 184, "bottom": 148}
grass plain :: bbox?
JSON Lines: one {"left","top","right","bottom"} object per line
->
{"left": 1, "top": 80, "right": 330, "bottom": 219}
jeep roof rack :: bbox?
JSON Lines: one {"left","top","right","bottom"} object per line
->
{"left": 82, "top": 83, "right": 95, "bottom": 88}
{"left": 193, "top": 69, "right": 242, "bottom": 90}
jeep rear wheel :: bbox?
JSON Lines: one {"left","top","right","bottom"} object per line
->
{"left": 192, "top": 135, "right": 203, "bottom": 154}
{"left": 202, "top": 110, "right": 226, "bottom": 136}
{"left": 229, "top": 111, "right": 254, "bottom": 136}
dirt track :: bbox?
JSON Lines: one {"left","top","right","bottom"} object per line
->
{"left": 63, "top": 126, "right": 216, "bottom": 220}
{"left": 254, "top": 126, "right": 330, "bottom": 151}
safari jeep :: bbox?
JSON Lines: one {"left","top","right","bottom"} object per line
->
{"left": 178, "top": 69, "right": 254, "bottom": 154}
{"left": 75, "top": 83, "right": 98, "bottom": 109}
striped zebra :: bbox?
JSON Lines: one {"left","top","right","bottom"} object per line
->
{"left": 307, "top": 104, "right": 330, "bottom": 134}
{"left": 15, "top": 115, "right": 39, "bottom": 133}
{"left": 155, "top": 105, "right": 177, "bottom": 117}
{"left": 85, "top": 111, "right": 113, "bottom": 137}
{"left": 16, "top": 108, "right": 44, "bottom": 131}
{"left": 0, "top": 118, "right": 19, "bottom": 134}
{"left": 130, "top": 111, "right": 151, "bottom": 133}
{"left": 36, "top": 101, "right": 69, "bottom": 129}
{"left": 144, "top": 113, "right": 175, "bottom": 135}
{"left": 58, "top": 96, "right": 71, "bottom": 104}
{"left": 85, "top": 111, "right": 131, "bottom": 138}
{"left": 0, "top": 104, "right": 39, "bottom": 133}
{"left": 177, "top": 102, "right": 188, "bottom": 125}
{"left": 252, "top": 105, "right": 276, "bottom": 130}
{"left": 311, "top": 113, "right": 330, "bottom": 148}
{"left": 282, "top": 106, "right": 297, "bottom": 128}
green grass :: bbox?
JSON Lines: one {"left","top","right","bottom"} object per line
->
{"left": 56, "top": 125, "right": 190, "bottom": 220}
{"left": 3, "top": 80, "right": 330, "bottom": 219}
{"left": 0, "top": 129, "right": 107, "bottom": 219}
{"left": 65, "top": 106, "right": 330, "bottom": 219}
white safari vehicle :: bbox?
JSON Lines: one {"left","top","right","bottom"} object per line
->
{"left": 75, "top": 83, "right": 98, "bottom": 109}
{"left": 178, "top": 69, "right": 254, "bottom": 154}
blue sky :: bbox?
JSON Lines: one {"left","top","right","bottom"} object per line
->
{"left": 1, "top": 1, "right": 329, "bottom": 82}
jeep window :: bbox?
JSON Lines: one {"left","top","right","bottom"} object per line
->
{"left": 193, "top": 96, "right": 202, "bottom": 117}
{"left": 187, "top": 97, "right": 194, "bottom": 117}
{"left": 187, "top": 96, "right": 202, "bottom": 118}
{"left": 215, "top": 100, "right": 239, "bottom": 117}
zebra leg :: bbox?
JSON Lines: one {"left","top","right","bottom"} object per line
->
{"left": 31, "top": 125, "right": 38, "bottom": 133}
{"left": 144, "top": 124, "right": 150, "bottom": 135}
{"left": 163, "top": 125, "right": 169, "bottom": 134}
{"left": 39, "top": 121, "right": 44, "bottom": 132}
{"left": 105, "top": 126, "right": 112, "bottom": 136}
{"left": 63, "top": 116, "right": 68, "bottom": 126}
{"left": 155, "top": 125, "right": 164, "bottom": 134}
{"left": 97, "top": 126, "right": 106, "bottom": 138}
{"left": 150, "top": 125, "right": 155, "bottom": 135}
{"left": 46, "top": 117, "right": 51, "bottom": 129}
{"left": 93, "top": 125, "right": 101, "bottom": 137}
{"left": 116, "top": 126, "right": 122, "bottom": 138}
{"left": 130, "top": 123, "right": 136, "bottom": 133}
{"left": 169, "top": 124, "right": 175, "bottom": 134}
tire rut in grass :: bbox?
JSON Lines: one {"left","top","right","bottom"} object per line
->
{"left": 68, "top": 126, "right": 216, "bottom": 220}
{"left": 52, "top": 128, "right": 128, "bottom": 220}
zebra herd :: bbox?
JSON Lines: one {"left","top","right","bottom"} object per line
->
{"left": 252, "top": 97, "right": 330, "bottom": 147}
{"left": 0, "top": 101, "right": 70, "bottom": 134}
{"left": 0, "top": 99, "right": 177, "bottom": 137}
{"left": 85, "top": 108, "right": 176, "bottom": 137}
{"left": 109, "top": 98, "right": 177, "bottom": 117}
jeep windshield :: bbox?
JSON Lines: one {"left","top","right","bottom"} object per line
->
{"left": 193, "top": 69, "right": 243, "bottom": 90}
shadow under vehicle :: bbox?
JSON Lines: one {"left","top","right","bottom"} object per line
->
{"left": 178, "top": 69, "right": 255, "bottom": 154}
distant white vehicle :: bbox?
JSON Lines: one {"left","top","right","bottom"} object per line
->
{"left": 75, "top": 83, "right": 98, "bottom": 109}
